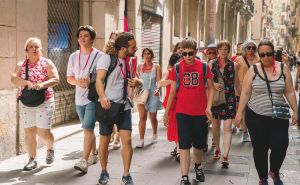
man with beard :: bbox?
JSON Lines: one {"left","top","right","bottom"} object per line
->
{"left": 96, "top": 32, "right": 140, "bottom": 185}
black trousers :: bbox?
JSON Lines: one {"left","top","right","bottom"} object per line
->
{"left": 245, "top": 107, "right": 289, "bottom": 179}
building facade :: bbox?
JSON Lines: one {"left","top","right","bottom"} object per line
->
{"left": 0, "top": 0, "right": 253, "bottom": 160}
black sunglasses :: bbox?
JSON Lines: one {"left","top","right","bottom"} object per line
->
{"left": 258, "top": 52, "right": 274, "bottom": 58}
{"left": 182, "top": 51, "right": 195, "bottom": 57}
{"left": 246, "top": 46, "right": 256, "bottom": 50}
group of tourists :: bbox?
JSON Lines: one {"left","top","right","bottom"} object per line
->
{"left": 11, "top": 24, "right": 299, "bottom": 185}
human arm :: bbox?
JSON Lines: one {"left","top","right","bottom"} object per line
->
{"left": 205, "top": 78, "right": 214, "bottom": 119}
{"left": 283, "top": 64, "right": 298, "bottom": 125}
{"left": 154, "top": 64, "right": 162, "bottom": 96}
{"left": 158, "top": 70, "right": 171, "bottom": 88}
{"left": 32, "top": 59, "right": 59, "bottom": 90}
{"left": 295, "top": 65, "right": 300, "bottom": 92}
{"left": 163, "top": 80, "right": 176, "bottom": 127}
{"left": 234, "top": 62, "right": 241, "bottom": 95}
{"left": 11, "top": 62, "right": 34, "bottom": 88}
{"left": 235, "top": 66, "right": 254, "bottom": 125}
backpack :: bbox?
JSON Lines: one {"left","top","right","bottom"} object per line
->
{"left": 87, "top": 55, "right": 118, "bottom": 101}
{"left": 174, "top": 60, "right": 208, "bottom": 90}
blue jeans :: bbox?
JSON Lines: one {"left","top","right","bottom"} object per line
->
{"left": 76, "top": 102, "right": 96, "bottom": 130}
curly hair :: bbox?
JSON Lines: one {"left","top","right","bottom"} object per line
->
{"left": 103, "top": 41, "right": 117, "bottom": 55}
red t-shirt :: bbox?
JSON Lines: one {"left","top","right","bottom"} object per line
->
{"left": 170, "top": 59, "right": 213, "bottom": 116}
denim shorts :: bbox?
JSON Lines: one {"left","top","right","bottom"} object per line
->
{"left": 99, "top": 109, "right": 132, "bottom": 136}
{"left": 76, "top": 102, "right": 96, "bottom": 130}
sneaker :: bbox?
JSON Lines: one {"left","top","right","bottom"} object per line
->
{"left": 74, "top": 158, "right": 88, "bottom": 173}
{"left": 194, "top": 165, "right": 205, "bottom": 182}
{"left": 151, "top": 134, "right": 158, "bottom": 143}
{"left": 221, "top": 156, "right": 229, "bottom": 168}
{"left": 23, "top": 157, "right": 37, "bottom": 171}
{"left": 113, "top": 140, "right": 121, "bottom": 150}
{"left": 136, "top": 140, "right": 144, "bottom": 148}
{"left": 259, "top": 179, "right": 269, "bottom": 185}
{"left": 180, "top": 180, "right": 191, "bottom": 185}
{"left": 98, "top": 170, "right": 110, "bottom": 185}
{"left": 87, "top": 154, "right": 98, "bottom": 165}
{"left": 213, "top": 149, "right": 221, "bottom": 160}
{"left": 232, "top": 126, "right": 237, "bottom": 133}
{"left": 121, "top": 174, "right": 134, "bottom": 185}
{"left": 46, "top": 149, "right": 55, "bottom": 164}
{"left": 269, "top": 171, "right": 283, "bottom": 185}
{"left": 243, "top": 132, "right": 250, "bottom": 142}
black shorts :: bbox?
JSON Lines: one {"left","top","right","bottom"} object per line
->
{"left": 99, "top": 109, "right": 132, "bottom": 136}
{"left": 176, "top": 113, "right": 208, "bottom": 149}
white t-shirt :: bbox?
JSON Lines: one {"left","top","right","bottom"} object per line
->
{"left": 67, "top": 48, "right": 103, "bottom": 105}
{"left": 96, "top": 54, "right": 131, "bottom": 110}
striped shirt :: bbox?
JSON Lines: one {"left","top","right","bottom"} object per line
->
{"left": 247, "top": 65, "right": 286, "bottom": 117}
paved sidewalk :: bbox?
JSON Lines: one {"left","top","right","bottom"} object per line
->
{"left": 0, "top": 110, "right": 300, "bottom": 185}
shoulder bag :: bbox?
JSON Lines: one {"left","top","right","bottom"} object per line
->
{"left": 261, "top": 62, "right": 290, "bottom": 119}
{"left": 212, "top": 60, "right": 226, "bottom": 107}
{"left": 18, "top": 61, "right": 46, "bottom": 107}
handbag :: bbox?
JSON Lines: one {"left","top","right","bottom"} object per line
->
{"left": 212, "top": 61, "right": 226, "bottom": 107}
{"left": 261, "top": 62, "right": 291, "bottom": 119}
{"left": 87, "top": 52, "right": 99, "bottom": 102}
{"left": 18, "top": 61, "right": 46, "bottom": 107}
{"left": 132, "top": 64, "right": 154, "bottom": 104}
{"left": 96, "top": 101, "right": 125, "bottom": 124}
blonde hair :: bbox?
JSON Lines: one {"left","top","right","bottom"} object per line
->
{"left": 103, "top": 31, "right": 120, "bottom": 55}
{"left": 24, "top": 37, "right": 42, "bottom": 52}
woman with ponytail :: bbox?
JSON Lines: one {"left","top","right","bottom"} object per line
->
{"left": 235, "top": 40, "right": 298, "bottom": 185}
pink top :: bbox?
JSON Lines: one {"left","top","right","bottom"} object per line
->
{"left": 19, "top": 58, "right": 54, "bottom": 100}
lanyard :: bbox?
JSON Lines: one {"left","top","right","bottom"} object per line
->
{"left": 78, "top": 48, "right": 93, "bottom": 71}
{"left": 118, "top": 59, "right": 126, "bottom": 80}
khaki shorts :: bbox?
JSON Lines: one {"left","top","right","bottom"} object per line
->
{"left": 19, "top": 98, "right": 55, "bottom": 129}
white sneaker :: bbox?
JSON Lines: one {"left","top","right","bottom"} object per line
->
{"left": 113, "top": 140, "right": 121, "bottom": 150}
{"left": 87, "top": 154, "right": 98, "bottom": 165}
{"left": 151, "top": 134, "right": 158, "bottom": 144}
{"left": 136, "top": 139, "right": 144, "bottom": 148}
{"left": 74, "top": 158, "right": 88, "bottom": 173}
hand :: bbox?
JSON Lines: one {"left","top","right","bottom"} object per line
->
{"left": 291, "top": 112, "right": 298, "bottom": 125}
{"left": 78, "top": 77, "right": 90, "bottom": 88}
{"left": 163, "top": 113, "right": 169, "bottom": 127}
{"left": 154, "top": 88, "right": 159, "bottom": 96}
{"left": 205, "top": 107, "right": 212, "bottom": 120}
{"left": 26, "top": 81, "right": 34, "bottom": 89}
{"left": 100, "top": 97, "right": 111, "bottom": 110}
{"left": 127, "top": 78, "right": 141, "bottom": 88}
{"left": 234, "top": 112, "right": 243, "bottom": 126}
{"left": 214, "top": 82, "right": 224, "bottom": 91}
{"left": 32, "top": 83, "right": 44, "bottom": 90}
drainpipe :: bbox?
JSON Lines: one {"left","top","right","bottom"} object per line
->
{"left": 89, "top": 0, "right": 92, "bottom": 25}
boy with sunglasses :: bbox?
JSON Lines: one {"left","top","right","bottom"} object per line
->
{"left": 163, "top": 37, "right": 214, "bottom": 185}
{"left": 235, "top": 40, "right": 259, "bottom": 142}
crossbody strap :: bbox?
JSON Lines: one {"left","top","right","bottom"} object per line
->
{"left": 88, "top": 51, "right": 99, "bottom": 75}
{"left": 261, "top": 62, "right": 274, "bottom": 105}
{"left": 243, "top": 56, "right": 250, "bottom": 68}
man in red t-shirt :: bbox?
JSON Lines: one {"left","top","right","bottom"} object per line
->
{"left": 163, "top": 38, "right": 214, "bottom": 185}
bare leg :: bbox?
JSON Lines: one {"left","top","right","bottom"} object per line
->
{"left": 99, "top": 135, "right": 110, "bottom": 171}
{"left": 222, "top": 119, "right": 233, "bottom": 157}
{"left": 211, "top": 118, "right": 221, "bottom": 151}
{"left": 36, "top": 128, "right": 54, "bottom": 150}
{"left": 82, "top": 129, "right": 94, "bottom": 160}
{"left": 24, "top": 127, "right": 37, "bottom": 158}
{"left": 148, "top": 112, "right": 158, "bottom": 135}
{"left": 137, "top": 104, "right": 147, "bottom": 140}
{"left": 180, "top": 149, "right": 190, "bottom": 176}
{"left": 119, "top": 130, "right": 133, "bottom": 176}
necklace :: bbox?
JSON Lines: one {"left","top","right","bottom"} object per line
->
{"left": 142, "top": 63, "right": 153, "bottom": 72}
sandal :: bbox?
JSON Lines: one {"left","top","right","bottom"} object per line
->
{"left": 170, "top": 147, "right": 177, "bottom": 157}
{"left": 175, "top": 152, "right": 180, "bottom": 162}
{"left": 213, "top": 149, "right": 221, "bottom": 160}
{"left": 221, "top": 156, "right": 229, "bottom": 168}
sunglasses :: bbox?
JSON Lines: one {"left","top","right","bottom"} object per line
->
{"left": 258, "top": 52, "right": 274, "bottom": 58}
{"left": 207, "top": 51, "right": 216, "bottom": 55}
{"left": 246, "top": 46, "right": 256, "bottom": 50}
{"left": 182, "top": 51, "right": 195, "bottom": 57}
